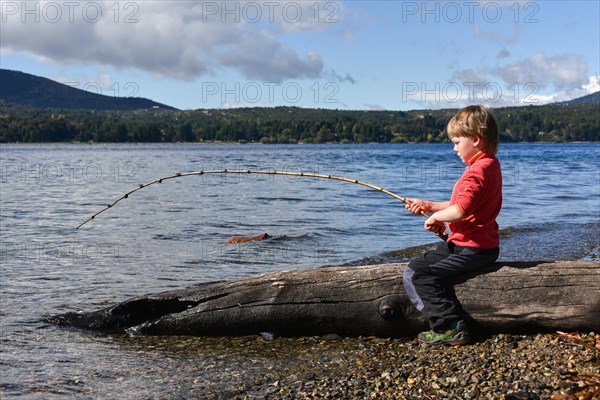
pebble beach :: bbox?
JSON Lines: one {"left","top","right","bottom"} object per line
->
{"left": 232, "top": 332, "right": 599, "bottom": 400}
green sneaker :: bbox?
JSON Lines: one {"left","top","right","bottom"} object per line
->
{"left": 418, "top": 320, "right": 471, "bottom": 346}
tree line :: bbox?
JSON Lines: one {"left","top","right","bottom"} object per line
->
{"left": 0, "top": 102, "right": 598, "bottom": 143}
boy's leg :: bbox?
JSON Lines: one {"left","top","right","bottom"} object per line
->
{"left": 413, "top": 245, "right": 499, "bottom": 332}
{"left": 403, "top": 242, "right": 453, "bottom": 313}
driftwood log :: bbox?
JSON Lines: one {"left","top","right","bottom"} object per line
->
{"left": 49, "top": 261, "right": 600, "bottom": 337}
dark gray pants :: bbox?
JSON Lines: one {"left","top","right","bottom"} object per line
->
{"left": 403, "top": 241, "right": 499, "bottom": 332}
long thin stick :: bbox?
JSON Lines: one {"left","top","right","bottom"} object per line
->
{"left": 76, "top": 169, "right": 448, "bottom": 241}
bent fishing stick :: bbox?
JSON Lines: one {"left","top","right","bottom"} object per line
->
{"left": 76, "top": 169, "right": 449, "bottom": 241}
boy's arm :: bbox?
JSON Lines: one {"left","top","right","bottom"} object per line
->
{"left": 427, "top": 201, "right": 452, "bottom": 213}
{"left": 424, "top": 205, "right": 465, "bottom": 233}
{"left": 405, "top": 199, "right": 451, "bottom": 214}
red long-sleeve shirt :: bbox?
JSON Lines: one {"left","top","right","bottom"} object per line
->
{"left": 448, "top": 152, "right": 502, "bottom": 248}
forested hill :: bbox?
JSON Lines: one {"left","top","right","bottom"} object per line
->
{"left": 562, "top": 91, "right": 600, "bottom": 105}
{"left": 0, "top": 69, "right": 177, "bottom": 111}
{"left": 0, "top": 82, "right": 598, "bottom": 143}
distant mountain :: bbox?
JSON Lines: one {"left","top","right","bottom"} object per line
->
{"left": 0, "top": 69, "right": 178, "bottom": 110}
{"left": 562, "top": 91, "right": 600, "bottom": 105}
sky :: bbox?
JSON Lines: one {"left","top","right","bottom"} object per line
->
{"left": 1, "top": 0, "right": 599, "bottom": 110}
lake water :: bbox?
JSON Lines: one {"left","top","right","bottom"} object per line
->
{"left": 1, "top": 142, "right": 599, "bottom": 398}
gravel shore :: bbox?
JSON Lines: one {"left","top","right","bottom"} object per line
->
{"left": 233, "top": 332, "right": 599, "bottom": 400}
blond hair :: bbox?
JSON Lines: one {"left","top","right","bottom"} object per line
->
{"left": 447, "top": 105, "right": 499, "bottom": 154}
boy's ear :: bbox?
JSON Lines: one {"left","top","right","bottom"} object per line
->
{"left": 472, "top": 135, "right": 484, "bottom": 148}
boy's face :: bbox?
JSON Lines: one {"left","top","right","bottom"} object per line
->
{"left": 451, "top": 135, "right": 480, "bottom": 164}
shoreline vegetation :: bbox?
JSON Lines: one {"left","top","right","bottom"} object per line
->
{"left": 0, "top": 102, "right": 598, "bottom": 144}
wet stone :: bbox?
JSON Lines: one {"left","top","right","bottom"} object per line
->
{"left": 233, "top": 332, "right": 600, "bottom": 400}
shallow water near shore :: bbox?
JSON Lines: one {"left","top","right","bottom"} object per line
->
{"left": 1, "top": 142, "right": 599, "bottom": 398}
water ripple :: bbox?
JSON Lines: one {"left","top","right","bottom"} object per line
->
{"left": 1, "top": 142, "right": 599, "bottom": 399}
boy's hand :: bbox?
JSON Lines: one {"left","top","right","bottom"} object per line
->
{"left": 424, "top": 217, "right": 445, "bottom": 235}
{"left": 405, "top": 198, "right": 429, "bottom": 215}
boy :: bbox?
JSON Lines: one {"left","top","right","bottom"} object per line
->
{"left": 403, "top": 105, "right": 502, "bottom": 346}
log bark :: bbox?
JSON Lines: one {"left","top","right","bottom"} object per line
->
{"left": 49, "top": 261, "right": 600, "bottom": 337}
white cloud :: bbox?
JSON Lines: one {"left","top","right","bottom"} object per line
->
{"left": 403, "top": 55, "right": 596, "bottom": 110}
{"left": 215, "top": 32, "right": 323, "bottom": 81}
{"left": 427, "top": 52, "right": 594, "bottom": 108}
{"left": 451, "top": 68, "right": 490, "bottom": 85}
{"left": 583, "top": 75, "right": 600, "bottom": 93}
{"left": 492, "top": 53, "right": 588, "bottom": 90}
{"left": 0, "top": 1, "right": 342, "bottom": 81}
{"left": 549, "top": 75, "right": 600, "bottom": 103}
